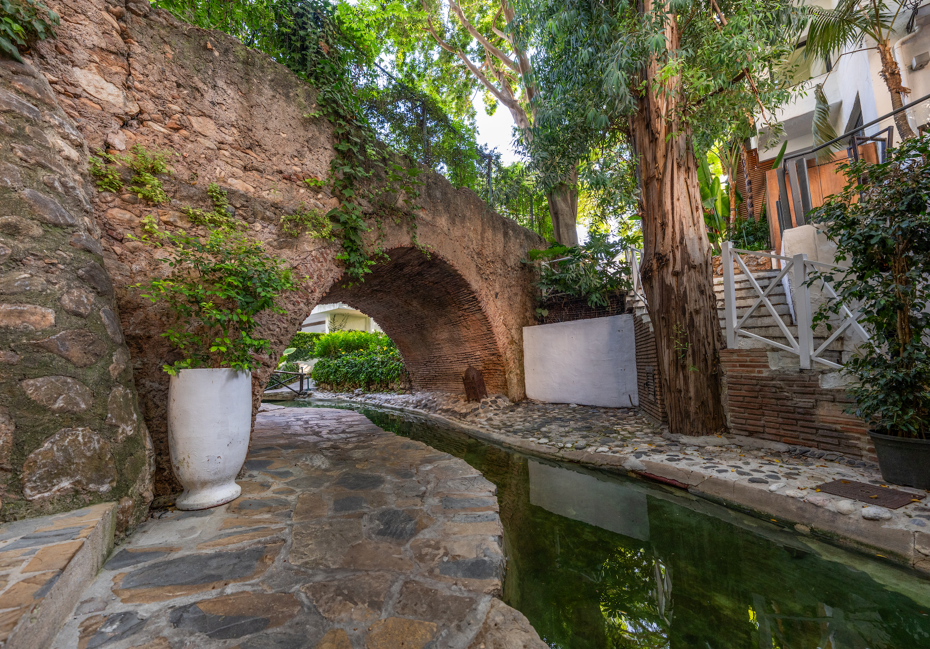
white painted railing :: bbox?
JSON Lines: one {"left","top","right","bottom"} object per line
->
{"left": 721, "top": 241, "right": 869, "bottom": 370}
{"left": 622, "top": 247, "right": 647, "bottom": 308}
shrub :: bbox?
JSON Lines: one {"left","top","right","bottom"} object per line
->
{"left": 527, "top": 231, "right": 632, "bottom": 308}
{"left": 288, "top": 331, "right": 324, "bottom": 361}
{"left": 313, "top": 330, "right": 394, "bottom": 358}
{"left": 809, "top": 134, "right": 930, "bottom": 439}
{"left": 135, "top": 227, "right": 298, "bottom": 374}
{"left": 312, "top": 346, "right": 408, "bottom": 391}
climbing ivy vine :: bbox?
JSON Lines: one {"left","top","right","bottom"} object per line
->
{"left": 153, "top": 0, "right": 428, "bottom": 283}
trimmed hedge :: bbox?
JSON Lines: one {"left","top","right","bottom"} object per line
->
{"left": 312, "top": 346, "right": 408, "bottom": 392}
{"left": 314, "top": 331, "right": 394, "bottom": 358}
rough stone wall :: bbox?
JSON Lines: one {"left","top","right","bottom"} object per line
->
{"left": 0, "top": 59, "right": 153, "bottom": 525}
{"left": 22, "top": 0, "right": 542, "bottom": 496}
{"left": 720, "top": 348, "right": 874, "bottom": 461}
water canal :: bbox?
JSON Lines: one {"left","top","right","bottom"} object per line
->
{"left": 288, "top": 401, "right": 930, "bottom": 648}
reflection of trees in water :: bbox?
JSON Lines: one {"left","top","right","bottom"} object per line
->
{"left": 357, "top": 407, "right": 930, "bottom": 649}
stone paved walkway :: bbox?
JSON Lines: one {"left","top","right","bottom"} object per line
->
{"left": 312, "top": 391, "right": 930, "bottom": 573}
{"left": 51, "top": 407, "right": 545, "bottom": 649}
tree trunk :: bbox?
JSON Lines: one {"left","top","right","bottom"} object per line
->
{"left": 632, "top": 4, "right": 727, "bottom": 436}
{"left": 877, "top": 41, "right": 916, "bottom": 140}
{"left": 546, "top": 182, "right": 579, "bottom": 247}
{"left": 728, "top": 176, "right": 737, "bottom": 227}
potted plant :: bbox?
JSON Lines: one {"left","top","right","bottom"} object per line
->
{"left": 810, "top": 134, "right": 930, "bottom": 488}
{"left": 137, "top": 227, "right": 297, "bottom": 509}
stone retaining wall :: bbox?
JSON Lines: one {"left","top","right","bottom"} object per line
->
{"left": 0, "top": 58, "right": 152, "bottom": 526}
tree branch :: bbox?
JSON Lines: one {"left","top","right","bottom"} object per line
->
{"left": 448, "top": 1, "right": 519, "bottom": 73}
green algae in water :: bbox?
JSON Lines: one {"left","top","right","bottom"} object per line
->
{"left": 298, "top": 402, "right": 930, "bottom": 648}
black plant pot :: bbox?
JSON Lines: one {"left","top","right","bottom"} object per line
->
{"left": 868, "top": 431, "right": 930, "bottom": 490}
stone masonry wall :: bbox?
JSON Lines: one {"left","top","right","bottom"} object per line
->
{"left": 0, "top": 59, "right": 153, "bottom": 525}
{"left": 19, "top": 0, "right": 543, "bottom": 497}
{"left": 720, "top": 348, "right": 875, "bottom": 461}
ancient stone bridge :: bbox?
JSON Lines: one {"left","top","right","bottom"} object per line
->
{"left": 0, "top": 0, "right": 542, "bottom": 520}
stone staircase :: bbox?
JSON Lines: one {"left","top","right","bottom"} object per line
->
{"left": 629, "top": 269, "right": 846, "bottom": 366}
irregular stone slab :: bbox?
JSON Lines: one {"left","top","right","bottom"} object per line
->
{"left": 333, "top": 495, "right": 366, "bottom": 513}
{"left": 313, "top": 629, "right": 352, "bottom": 649}
{"left": 114, "top": 543, "right": 282, "bottom": 602}
{"left": 77, "top": 264, "right": 114, "bottom": 297}
{"left": 80, "top": 611, "right": 147, "bottom": 649}
{"left": 369, "top": 509, "right": 417, "bottom": 542}
{"left": 0, "top": 215, "right": 42, "bottom": 238}
{"left": 290, "top": 519, "right": 363, "bottom": 569}
{"left": 22, "top": 376, "right": 93, "bottom": 413}
{"left": 0, "top": 303, "right": 55, "bottom": 330}
{"left": 21, "top": 428, "right": 116, "bottom": 500}
{"left": 100, "top": 306, "right": 123, "bottom": 341}
{"left": 20, "top": 189, "right": 75, "bottom": 226}
{"left": 334, "top": 472, "right": 385, "bottom": 491}
{"left": 366, "top": 617, "right": 437, "bottom": 649}
{"left": 1, "top": 526, "right": 85, "bottom": 551}
{"left": 60, "top": 287, "right": 96, "bottom": 317}
{"left": 32, "top": 330, "right": 106, "bottom": 367}
{"left": 393, "top": 580, "right": 476, "bottom": 628}
{"left": 69, "top": 232, "right": 104, "bottom": 256}
{"left": 467, "top": 599, "right": 548, "bottom": 649}
{"left": 104, "top": 549, "right": 172, "bottom": 571}
{"left": 301, "top": 573, "right": 393, "bottom": 623}
{"left": 71, "top": 67, "right": 140, "bottom": 114}
{"left": 105, "top": 386, "right": 138, "bottom": 441}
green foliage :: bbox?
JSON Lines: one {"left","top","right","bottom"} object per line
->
{"left": 808, "top": 134, "right": 930, "bottom": 439}
{"left": 89, "top": 152, "right": 124, "bottom": 193}
{"left": 287, "top": 331, "right": 324, "bottom": 360}
{"left": 89, "top": 145, "right": 172, "bottom": 204}
{"left": 528, "top": 231, "right": 633, "bottom": 308}
{"left": 0, "top": 0, "right": 58, "bottom": 63}
{"left": 281, "top": 206, "right": 335, "bottom": 239}
{"left": 313, "top": 330, "right": 395, "bottom": 358}
{"left": 812, "top": 83, "right": 840, "bottom": 163}
{"left": 728, "top": 215, "right": 771, "bottom": 252}
{"left": 135, "top": 228, "right": 298, "bottom": 374}
{"left": 141, "top": 215, "right": 160, "bottom": 236}
{"left": 312, "top": 346, "right": 408, "bottom": 391}
{"left": 184, "top": 183, "right": 243, "bottom": 229}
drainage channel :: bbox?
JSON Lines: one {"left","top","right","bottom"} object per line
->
{"left": 284, "top": 400, "right": 930, "bottom": 648}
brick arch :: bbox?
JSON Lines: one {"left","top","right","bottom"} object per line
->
{"left": 323, "top": 246, "right": 507, "bottom": 393}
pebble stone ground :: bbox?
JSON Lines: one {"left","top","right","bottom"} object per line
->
{"left": 50, "top": 406, "right": 546, "bottom": 649}
{"left": 311, "top": 391, "right": 930, "bottom": 571}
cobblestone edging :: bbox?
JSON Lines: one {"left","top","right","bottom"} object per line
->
{"left": 309, "top": 391, "right": 930, "bottom": 575}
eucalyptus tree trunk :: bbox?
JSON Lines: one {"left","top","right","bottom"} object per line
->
{"left": 632, "top": 3, "right": 727, "bottom": 436}
{"left": 877, "top": 42, "right": 917, "bottom": 140}
{"left": 546, "top": 166, "right": 579, "bottom": 246}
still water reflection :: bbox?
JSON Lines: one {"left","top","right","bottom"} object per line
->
{"left": 304, "top": 402, "right": 930, "bottom": 648}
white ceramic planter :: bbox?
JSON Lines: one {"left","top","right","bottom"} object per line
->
{"left": 168, "top": 368, "right": 251, "bottom": 510}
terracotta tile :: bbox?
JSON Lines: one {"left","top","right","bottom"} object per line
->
{"left": 23, "top": 540, "right": 83, "bottom": 573}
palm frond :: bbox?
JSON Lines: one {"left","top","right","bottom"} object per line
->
{"left": 800, "top": 0, "right": 881, "bottom": 62}
{"left": 812, "top": 83, "right": 840, "bottom": 164}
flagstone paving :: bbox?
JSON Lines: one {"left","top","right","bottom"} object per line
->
{"left": 50, "top": 407, "right": 545, "bottom": 649}
{"left": 311, "top": 391, "right": 930, "bottom": 573}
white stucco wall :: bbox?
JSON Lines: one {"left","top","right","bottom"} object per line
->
{"left": 523, "top": 315, "right": 638, "bottom": 408}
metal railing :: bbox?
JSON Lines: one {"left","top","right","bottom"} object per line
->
{"left": 266, "top": 370, "right": 309, "bottom": 395}
{"left": 774, "top": 91, "right": 930, "bottom": 240}
{"left": 721, "top": 242, "right": 869, "bottom": 369}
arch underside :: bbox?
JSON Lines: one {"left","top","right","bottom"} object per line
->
{"left": 323, "top": 247, "right": 507, "bottom": 394}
